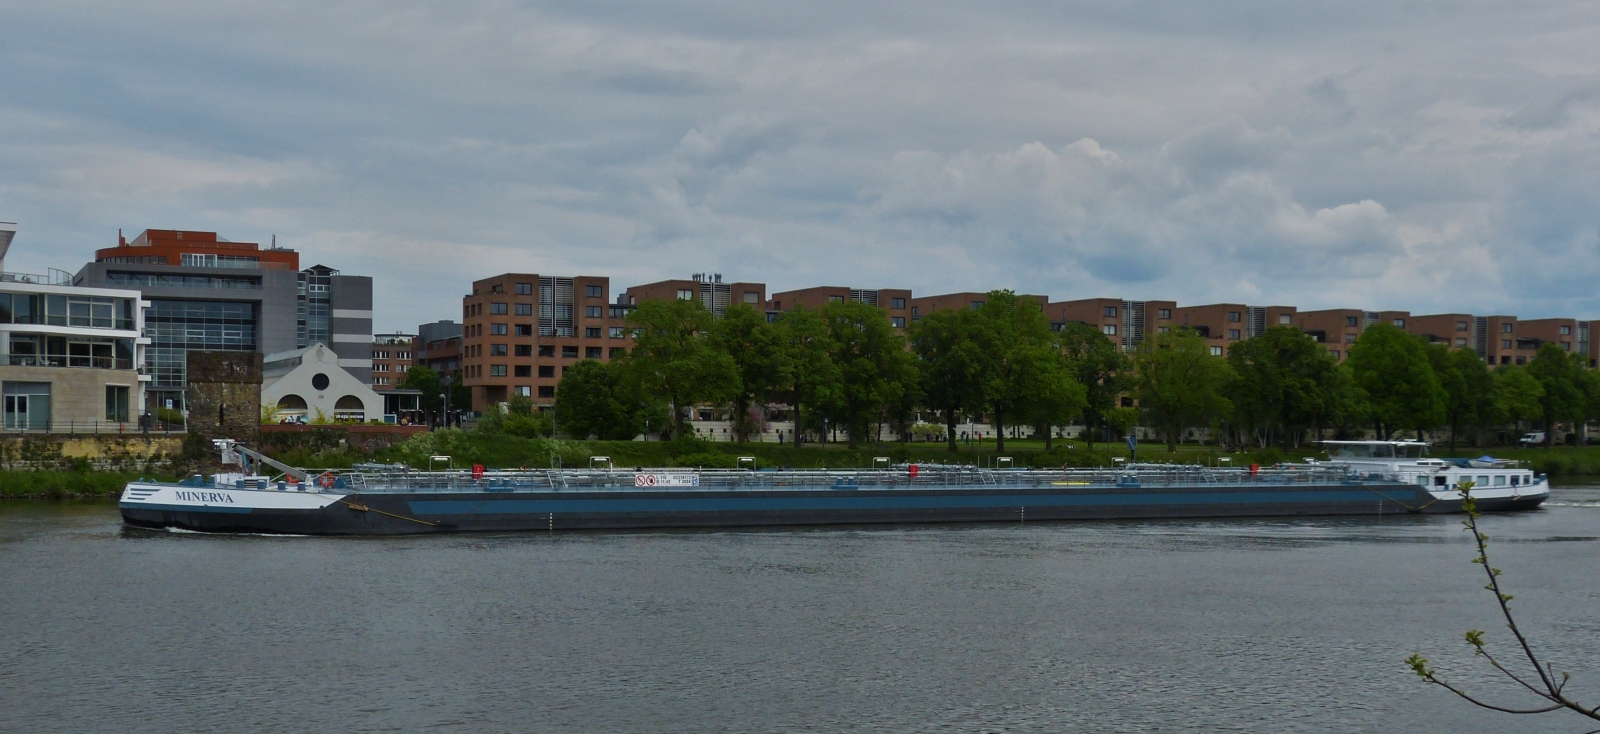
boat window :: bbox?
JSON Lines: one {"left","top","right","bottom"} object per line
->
{"left": 1433, "top": 476, "right": 1447, "bottom": 486}
{"left": 1417, "top": 477, "right": 1429, "bottom": 487}
{"left": 1495, "top": 475, "right": 1507, "bottom": 486}
{"left": 1477, "top": 475, "right": 1489, "bottom": 486}
{"left": 1511, "top": 475, "right": 1519, "bottom": 486}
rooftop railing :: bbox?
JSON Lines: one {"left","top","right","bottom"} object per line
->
{"left": 0, "top": 269, "right": 73, "bottom": 286}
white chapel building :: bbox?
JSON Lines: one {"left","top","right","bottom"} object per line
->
{"left": 262, "top": 343, "right": 383, "bottom": 423}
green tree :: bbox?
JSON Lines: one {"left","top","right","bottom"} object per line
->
{"left": 1225, "top": 326, "right": 1340, "bottom": 447}
{"left": 1346, "top": 324, "right": 1445, "bottom": 439}
{"left": 1494, "top": 365, "right": 1544, "bottom": 436}
{"left": 1022, "top": 352, "right": 1087, "bottom": 450}
{"left": 1429, "top": 345, "right": 1498, "bottom": 451}
{"left": 478, "top": 393, "right": 553, "bottom": 438}
{"left": 622, "top": 298, "right": 740, "bottom": 439}
{"left": 1525, "top": 342, "right": 1585, "bottom": 446}
{"left": 398, "top": 366, "right": 444, "bottom": 414}
{"left": 1056, "top": 322, "right": 1130, "bottom": 448}
{"left": 817, "top": 300, "right": 915, "bottom": 447}
{"left": 553, "top": 360, "right": 648, "bottom": 440}
{"left": 910, "top": 308, "right": 985, "bottom": 451}
{"left": 772, "top": 307, "right": 835, "bottom": 447}
{"left": 709, "top": 303, "right": 787, "bottom": 442}
{"left": 970, "top": 291, "right": 1077, "bottom": 452}
{"left": 1134, "top": 329, "right": 1233, "bottom": 451}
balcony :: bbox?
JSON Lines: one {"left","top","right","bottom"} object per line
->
{"left": 0, "top": 269, "right": 73, "bottom": 286}
{"left": 7, "top": 355, "right": 136, "bottom": 370}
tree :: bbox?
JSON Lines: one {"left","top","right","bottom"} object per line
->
{"left": 970, "top": 291, "right": 1079, "bottom": 452}
{"left": 1407, "top": 483, "right": 1600, "bottom": 727}
{"left": 710, "top": 304, "right": 786, "bottom": 442}
{"left": 1525, "top": 343, "right": 1585, "bottom": 446}
{"left": 622, "top": 298, "right": 741, "bottom": 439}
{"left": 1495, "top": 365, "right": 1544, "bottom": 437}
{"left": 553, "top": 360, "right": 648, "bottom": 440}
{"left": 1225, "top": 326, "right": 1340, "bottom": 447}
{"left": 1133, "top": 329, "right": 1233, "bottom": 451}
{"left": 398, "top": 366, "right": 444, "bottom": 414}
{"left": 771, "top": 307, "right": 836, "bottom": 447}
{"left": 910, "top": 308, "right": 985, "bottom": 451}
{"left": 1022, "top": 353, "right": 1087, "bottom": 451}
{"left": 1057, "top": 322, "right": 1130, "bottom": 449}
{"left": 1346, "top": 324, "right": 1445, "bottom": 439}
{"left": 1430, "top": 345, "right": 1497, "bottom": 451}
{"left": 477, "top": 393, "right": 553, "bottom": 438}
{"left": 817, "top": 300, "right": 915, "bottom": 448}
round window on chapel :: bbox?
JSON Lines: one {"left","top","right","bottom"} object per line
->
{"left": 311, "top": 373, "right": 331, "bottom": 391}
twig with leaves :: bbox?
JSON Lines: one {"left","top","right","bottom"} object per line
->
{"left": 1405, "top": 481, "right": 1599, "bottom": 729}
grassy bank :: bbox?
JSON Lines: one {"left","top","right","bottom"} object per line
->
{"left": 0, "top": 470, "right": 170, "bottom": 499}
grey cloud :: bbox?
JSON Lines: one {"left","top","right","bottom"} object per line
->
{"left": 4, "top": 0, "right": 1600, "bottom": 330}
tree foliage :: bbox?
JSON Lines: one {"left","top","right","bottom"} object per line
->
{"left": 1347, "top": 324, "right": 1446, "bottom": 438}
{"left": 622, "top": 298, "right": 741, "bottom": 439}
{"left": 553, "top": 360, "right": 652, "bottom": 440}
{"left": 817, "top": 300, "right": 917, "bottom": 447}
{"left": 910, "top": 308, "right": 985, "bottom": 451}
{"left": 1134, "top": 329, "right": 1233, "bottom": 451}
{"left": 1056, "top": 322, "right": 1131, "bottom": 448}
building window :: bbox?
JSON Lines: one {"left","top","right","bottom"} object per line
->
{"left": 1102, "top": 324, "right": 1117, "bottom": 335}
{"left": 677, "top": 289, "right": 694, "bottom": 300}
{"left": 1502, "top": 339, "right": 1512, "bottom": 349}
{"left": 971, "top": 301, "right": 985, "bottom": 310}
{"left": 490, "top": 303, "right": 508, "bottom": 315}
{"left": 1393, "top": 318, "right": 1406, "bottom": 328}
{"left": 610, "top": 347, "right": 626, "bottom": 358}
{"left": 585, "top": 306, "right": 602, "bottom": 318}
{"left": 891, "top": 316, "right": 906, "bottom": 328}
{"left": 1278, "top": 314, "right": 1291, "bottom": 325}
{"left": 1561, "top": 325, "right": 1572, "bottom": 335}
{"left": 1502, "top": 323, "right": 1514, "bottom": 333}
{"left": 609, "top": 326, "right": 625, "bottom": 338}
{"left": 1330, "top": 350, "right": 1341, "bottom": 359}
{"left": 586, "top": 347, "right": 602, "bottom": 359}
{"left": 490, "top": 344, "right": 508, "bottom": 356}
{"left": 744, "top": 292, "right": 760, "bottom": 304}
{"left": 515, "top": 304, "right": 533, "bottom": 316}
{"left": 1103, "top": 306, "right": 1118, "bottom": 317}
{"left": 490, "top": 323, "right": 507, "bottom": 335}
{"left": 1157, "top": 326, "right": 1170, "bottom": 333}
{"left": 1456, "top": 338, "right": 1468, "bottom": 347}
{"left": 1344, "top": 334, "right": 1355, "bottom": 344}
{"left": 491, "top": 284, "right": 505, "bottom": 294}
{"left": 538, "top": 386, "right": 555, "bottom": 398}
{"left": 538, "top": 365, "right": 555, "bottom": 378}
{"left": 1562, "top": 342, "right": 1572, "bottom": 351}
{"left": 515, "top": 282, "right": 533, "bottom": 295}
{"left": 1456, "top": 321, "right": 1468, "bottom": 331}
{"left": 511, "top": 365, "right": 530, "bottom": 378}
{"left": 586, "top": 285, "right": 603, "bottom": 298}
{"left": 105, "top": 385, "right": 130, "bottom": 422}
{"left": 1516, "top": 356, "right": 1527, "bottom": 365}
{"left": 1345, "top": 316, "right": 1359, "bottom": 327}
{"left": 515, "top": 324, "right": 533, "bottom": 337}
{"left": 585, "top": 327, "right": 601, "bottom": 338}
{"left": 1227, "top": 329, "right": 1241, "bottom": 340}
{"left": 829, "top": 295, "right": 844, "bottom": 303}
{"left": 1209, "top": 346, "right": 1223, "bottom": 356}
{"left": 538, "top": 345, "right": 555, "bottom": 357}
{"left": 396, "top": 351, "right": 411, "bottom": 360}
{"left": 489, "top": 365, "right": 507, "bottom": 377}
{"left": 561, "top": 346, "right": 579, "bottom": 358}
{"left": 1227, "top": 311, "right": 1241, "bottom": 323}
{"left": 515, "top": 345, "right": 532, "bottom": 357}
{"left": 513, "top": 386, "right": 532, "bottom": 397}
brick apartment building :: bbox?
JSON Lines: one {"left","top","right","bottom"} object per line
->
{"left": 1046, "top": 298, "right": 1177, "bottom": 352}
{"left": 1167, "top": 304, "right": 1297, "bottom": 356}
{"left": 416, "top": 320, "right": 463, "bottom": 382}
{"left": 626, "top": 274, "right": 766, "bottom": 318}
{"left": 461, "top": 274, "right": 634, "bottom": 411}
{"left": 370, "top": 333, "right": 414, "bottom": 389}
{"left": 769, "top": 286, "right": 913, "bottom": 329}
{"left": 908, "top": 292, "right": 1049, "bottom": 323}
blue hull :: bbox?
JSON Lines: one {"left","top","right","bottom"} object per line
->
{"left": 117, "top": 480, "right": 1531, "bottom": 535}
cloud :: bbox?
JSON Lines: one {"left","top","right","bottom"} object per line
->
{"left": 3, "top": 0, "right": 1600, "bottom": 330}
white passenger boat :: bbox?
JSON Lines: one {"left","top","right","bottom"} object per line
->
{"left": 1319, "top": 441, "right": 1549, "bottom": 511}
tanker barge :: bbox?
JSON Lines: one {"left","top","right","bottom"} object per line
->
{"left": 119, "top": 440, "right": 1549, "bottom": 535}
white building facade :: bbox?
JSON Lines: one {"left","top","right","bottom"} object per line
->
{"left": 262, "top": 343, "right": 383, "bottom": 423}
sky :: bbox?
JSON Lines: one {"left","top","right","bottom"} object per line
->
{"left": 3, "top": 0, "right": 1600, "bottom": 332}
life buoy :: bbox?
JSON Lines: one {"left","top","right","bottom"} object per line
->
{"left": 319, "top": 472, "right": 336, "bottom": 489}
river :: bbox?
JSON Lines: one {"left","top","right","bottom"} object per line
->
{"left": 2, "top": 485, "right": 1597, "bottom": 733}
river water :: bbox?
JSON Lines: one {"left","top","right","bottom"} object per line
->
{"left": 2, "top": 486, "right": 1598, "bottom": 733}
